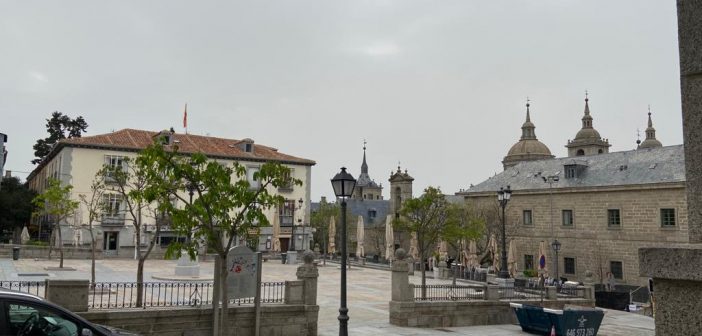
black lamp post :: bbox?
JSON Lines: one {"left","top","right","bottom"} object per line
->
{"left": 497, "top": 186, "right": 512, "bottom": 279}
{"left": 331, "top": 167, "right": 356, "bottom": 336}
{"left": 551, "top": 239, "right": 561, "bottom": 283}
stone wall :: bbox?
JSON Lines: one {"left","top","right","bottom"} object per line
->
{"left": 0, "top": 244, "right": 170, "bottom": 260}
{"left": 464, "top": 184, "right": 692, "bottom": 286}
{"left": 389, "top": 298, "right": 593, "bottom": 328}
{"left": 79, "top": 305, "right": 319, "bottom": 336}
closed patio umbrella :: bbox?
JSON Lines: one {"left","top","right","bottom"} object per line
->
{"left": 409, "top": 232, "right": 419, "bottom": 260}
{"left": 272, "top": 211, "right": 281, "bottom": 252}
{"left": 328, "top": 216, "right": 336, "bottom": 255}
{"left": 385, "top": 215, "right": 394, "bottom": 261}
{"left": 508, "top": 239, "right": 518, "bottom": 277}
{"left": 488, "top": 234, "right": 499, "bottom": 273}
{"left": 356, "top": 215, "right": 365, "bottom": 258}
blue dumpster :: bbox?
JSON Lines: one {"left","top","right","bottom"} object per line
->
{"left": 510, "top": 303, "right": 605, "bottom": 336}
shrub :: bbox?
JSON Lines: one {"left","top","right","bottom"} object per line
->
{"left": 523, "top": 269, "right": 538, "bottom": 278}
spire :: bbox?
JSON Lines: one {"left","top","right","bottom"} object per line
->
{"left": 581, "top": 91, "right": 593, "bottom": 128}
{"left": 647, "top": 105, "right": 653, "bottom": 128}
{"left": 520, "top": 99, "right": 537, "bottom": 140}
{"left": 361, "top": 139, "right": 368, "bottom": 174}
{"left": 639, "top": 107, "right": 663, "bottom": 149}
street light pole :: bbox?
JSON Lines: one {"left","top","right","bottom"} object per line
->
{"left": 497, "top": 186, "right": 512, "bottom": 279}
{"left": 331, "top": 167, "right": 356, "bottom": 336}
{"left": 543, "top": 175, "right": 559, "bottom": 278}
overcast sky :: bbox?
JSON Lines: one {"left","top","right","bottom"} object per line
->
{"left": 0, "top": 1, "right": 683, "bottom": 200}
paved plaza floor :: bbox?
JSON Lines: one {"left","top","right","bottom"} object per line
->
{"left": 0, "top": 257, "right": 654, "bottom": 335}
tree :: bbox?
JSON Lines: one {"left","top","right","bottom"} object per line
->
{"left": 136, "top": 141, "right": 299, "bottom": 335}
{"left": 99, "top": 156, "right": 165, "bottom": 307}
{"left": 78, "top": 176, "right": 106, "bottom": 285}
{"left": 310, "top": 199, "right": 339, "bottom": 254}
{"left": 442, "top": 203, "right": 486, "bottom": 284}
{"left": 32, "top": 179, "right": 79, "bottom": 268}
{"left": 0, "top": 177, "right": 37, "bottom": 243}
{"left": 394, "top": 186, "right": 453, "bottom": 299}
{"left": 32, "top": 111, "right": 88, "bottom": 164}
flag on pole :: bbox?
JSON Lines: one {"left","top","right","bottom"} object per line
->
{"left": 183, "top": 103, "right": 188, "bottom": 129}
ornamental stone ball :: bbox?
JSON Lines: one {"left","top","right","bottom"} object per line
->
{"left": 395, "top": 248, "right": 406, "bottom": 261}
{"left": 303, "top": 251, "right": 315, "bottom": 264}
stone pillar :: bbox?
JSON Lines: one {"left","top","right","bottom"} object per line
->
{"left": 391, "top": 248, "right": 412, "bottom": 302}
{"left": 637, "top": 2, "right": 702, "bottom": 335}
{"left": 296, "top": 251, "right": 319, "bottom": 306}
{"left": 485, "top": 285, "right": 500, "bottom": 300}
{"left": 45, "top": 279, "right": 89, "bottom": 312}
{"left": 545, "top": 286, "right": 557, "bottom": 300}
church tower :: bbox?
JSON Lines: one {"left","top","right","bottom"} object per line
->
{"left": 566, "top": 93, "right": 611, "bottom": 156}
{"left": 352, "top": 141, "right": 383, "bottom": 200}
{"left": 502, "top": 100, "right": 554, "bottom": 169}
{"left": 638, "top": 109, "right": 663, "bottom": 149}
{"left": 389, "top": 165, "right": 414, "bottom": 218}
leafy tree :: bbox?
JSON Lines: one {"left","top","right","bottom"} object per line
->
{"left": 394, "top": 186, "right": 453, "bottom": 299}
{"left": 32, "top": 179, "right": 79, "bottom": 268}
{"left": 442, "top": 203, "right": 486, "bottom": 284}
{"left": 310, "top": 199, "right": 339, "bottom": 254}
{"left": 0, "top": 177, "right": 37, "bottom": 242}
{"left": 136, "top": 140, "right": 300, "bottom": 335}
{"left": 32, "top": 111, "right": 88, "bottom": 164}
{"left": 99, "top": 157, "right": 164, "bottom": 307}
{"left": 78, "top": 176, "right": 106, "bottom": 285}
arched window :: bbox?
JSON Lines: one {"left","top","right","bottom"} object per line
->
{"left": 576, "top": 149, "right": 585, "bottom": 156}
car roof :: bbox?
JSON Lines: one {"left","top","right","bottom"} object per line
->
{"left": 0, "top": 288, "right": 45, "bottom": 301}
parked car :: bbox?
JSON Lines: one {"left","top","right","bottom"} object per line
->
{"left": 0, "top": 290, "right": 139, "bottom": 336}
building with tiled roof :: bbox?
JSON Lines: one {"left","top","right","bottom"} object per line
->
{"left": 27, "top": 128, "right": 315, "bottom": 256}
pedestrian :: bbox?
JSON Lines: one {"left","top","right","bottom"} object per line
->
{"left": 607, "top": 272, "right": 616, "bottom": 291}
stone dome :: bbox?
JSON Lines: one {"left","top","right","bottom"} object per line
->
{"left": 574, "top": 127, "right": 602, "bottom": 140}
{"left": 503, "top": 102, "right": 555, "bottom": 169}
{"left": 507, "top": 139, "right": 552, "bottom": 156}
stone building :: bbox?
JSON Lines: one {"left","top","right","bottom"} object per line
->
{"left": 459, "top": 145, "right": 688, "bottom": 286}
{"left": 502, "top": 102, "right": 554, "bottom": 169}
{"left": 351, "top": 142, "right": 383, "bottom": 201}
{"left": 27, "top": 128, "right": 315, "bottom": 256}
{"left": 638, "top": 111, "right": 663, "bottom": 150}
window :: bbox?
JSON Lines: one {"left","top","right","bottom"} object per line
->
{"left": 562, "top": 210, "right": 574, "bottom": 226}
{"left": 279, "top": 168, "right": 295, "bottom": 191}
{"left": 6, "top": 302, "right": 80, "bottom": 336}
{"left": 564, "top": 165, "right": 577, "bottom": 178}
{"left": 564, "top": 257, "right": 576, "bottom": 275}
{"left": 661, "top": 208, "right": 676, "bottom": 227}
{"left": 522, "top": 210, "right": 533, "bottom": 225}
{"left": 368, "top": 209, "right": 377, "bottom": 222}
{"left": 607, "top": 209, "right": 621, "bottom": 227}
{"left": 246, "top": 166, "right": 260, "bottom": 190}
{"left": 576, "top": 149, "right": 585, "bottom": 156}
{"left": 104, "top": 155, "right": 127, "bottom": 182}
{"left": 610, "top": 261, "right": 623, "bottom": 279}
{"left": 103, "top": 194, "right": 123, "bottom": 217}
{"left": 524, "top": 255, "right": 534, "bottom": 270}
{"left": 279, "top": 199, "right": 296, "bottom": 226}
{"left": 245, "top": 143, "right": 253, "bottom": 153}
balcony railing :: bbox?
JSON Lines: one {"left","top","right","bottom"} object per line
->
{"left": 101, "top": 214, "right": 126, "bottom": 226}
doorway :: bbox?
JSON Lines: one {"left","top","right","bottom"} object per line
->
{"left": 279, "top": 238, "right": 290, "bottom": 252}
{"left": 103, "top": 232, "right": 118, "bottom": 255}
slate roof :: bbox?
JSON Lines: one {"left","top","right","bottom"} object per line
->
{"left": 311, "top": 199, "right": 390, "bottom": 228}
{"left": 460, "top": 145, "right": 685, "bottom": 194}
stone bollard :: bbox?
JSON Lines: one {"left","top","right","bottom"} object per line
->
{"left": 407, "top": 257, "right": 415, "bottom": 276}
{"left": 546, "top": 286, "right": 558, "bottom": 300}
{"left": 45, "top": 279, "right": 90, "bottom": 312}
{"left": 485, "top": 285, "right": 500, "bottom": 300}
{"left": 296, "top": 251, "right": 319, "bottom": 306}
{"left": 391, "top": 248, "right": 413, "bottom": 302}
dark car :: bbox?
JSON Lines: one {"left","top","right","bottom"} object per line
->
{"left": 0, "top": 290, "right": 139, "bottom": 336}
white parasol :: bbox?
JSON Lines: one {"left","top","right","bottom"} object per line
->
{"left": 385, "top": 215, "right": 394, "bottom": 261}
{"left": 272, "top": 211, "right": 281, "bottom": 252}
{"left": 21, "top": 226, "right": 30, "bottom": 244}
{"left": 508, "top": 239, "right": 518, "bottom": 277}
{"left": 328, "top": 216, "right": 336, "bottom": 255}
{"left": 356, "top": 215, "right": 365, "bottom": 258}
{"left": 409, "top": 232, "right": 419, "bottom": 260}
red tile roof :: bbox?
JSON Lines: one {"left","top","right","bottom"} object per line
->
{"left": 63, "top": 128, "right": 315, "bottom": 165}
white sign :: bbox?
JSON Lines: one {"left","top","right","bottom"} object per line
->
{"left": 226, "top": 245, "right": 258, "bottom": 300}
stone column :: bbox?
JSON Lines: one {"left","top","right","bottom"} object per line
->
{"left": 296, "top": 251, "right": 319, "bottom": 306}
{"left": 391, "top": 248, "right": 412, "bottom": 302}
{"left": 545, "top": 286, "right": 557, "bottom": 300}
{"left": 638, "top": 3, "right": 702, "bottom": 335}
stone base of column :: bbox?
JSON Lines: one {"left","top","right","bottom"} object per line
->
{"left": 286, "top": 251, "right": 298, "bottom": 264}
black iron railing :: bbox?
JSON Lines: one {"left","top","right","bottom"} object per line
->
{"left": 0, "top": 281, "right": 46, "bottom": 297}
{"left": 413, "top": 284, "right": 485, "bottom": 301}
{"left": 498, "top": 285, "right": 545, "bottom": 301}
{"left": 558, "top": 286, "right": 585, "bottom": 298}
{"left": 88, "top": 281, "right": 285, "bottom": 310}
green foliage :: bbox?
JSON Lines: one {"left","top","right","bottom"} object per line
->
{"left": 25, "top": 240, "right": 48, "bottom": 247}
{"left": 32, "top": 111, "right": 88, "bottom": 164}
{"left": 441, "top": 203, "right": 486, "bottom": 250}
{"left": 0, "top": 177, "right": 37, "bottom": 232}
{"left": 523, "top": 269, "right": 538, "bottom": 278}
{"left": 32, "top": 178, "right": 79, "bottom": 223}
{"left": 394, "top": 186, "right": 451, "bottom": 261}
{"left": 135, "top": 141, "right": 301, "bottom": 259}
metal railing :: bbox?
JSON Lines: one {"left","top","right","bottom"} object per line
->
{"left": 499, "top": 285, "right": 545, "bottom": 301}
{"left": 0, "top": 281, "right": 46, "bottom": 297}
{"left": 88, "top": 281, "right": 285, "bottom": 310}
{"left": 413, "top": 284, "right": 484, "bottom": 301}
{"left": 558, "top": 286, "right": 585, "bottom": 298}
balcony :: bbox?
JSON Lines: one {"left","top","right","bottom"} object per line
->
{"left": 101, "top": 214, "right": 126, "bottom": 227}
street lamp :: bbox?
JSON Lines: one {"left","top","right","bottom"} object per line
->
{"left": 542, "top": 175, "right": 559, "bottom": 277}
{"left": 331, "top": 167, "right": 356, "bottom": 336}
{"left": 551, "top": 239, "right": 561, "bottom": 284}
{"left": 497, "top": 186, "right": 512, "bottom": 279}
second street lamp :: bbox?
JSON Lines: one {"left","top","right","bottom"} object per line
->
{"left": 552, "top": 239, "right": 561, "bottom": 285}
{"left": 331, "top": 167, "right": 356, "bottom": 336}
{"left": 497, "top": 186, "right": 512, "bottom": 279}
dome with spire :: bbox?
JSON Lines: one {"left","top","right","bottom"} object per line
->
{"left": 503, "top": 101, "right": 554, "bottom": 170}
{"left": 566, "top": 93, "right": 611, "bottom": 157}
{"left": 352, "top": 141, "right": 383, "bottom": 200}
{"left": 639, "top": 110, "right": 663, "bottom": 149}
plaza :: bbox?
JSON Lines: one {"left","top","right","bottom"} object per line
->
{"left": 0, "top": 257, "right": 653, "bottom": 335}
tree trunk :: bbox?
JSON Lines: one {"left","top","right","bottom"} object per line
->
{"left": 136, "top": 258, "right": 145, "bottom": 307}
{"left": 219, "top": 254, "right": 229, "bottom": 335}
{"left": 57, "top": 223, "right": 64, "bottom": 268}
{"left": 212, "top": 256, "right": 221, "bottom": 336}
{"left": 90, "top": 229, "right": 96, "bottom": 284}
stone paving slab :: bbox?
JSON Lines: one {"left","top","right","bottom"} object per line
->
{"left": 0, "top": 257, "right": 654, "bottom": 335}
